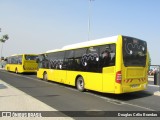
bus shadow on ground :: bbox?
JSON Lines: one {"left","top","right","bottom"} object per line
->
{"left": 40, "top": 79, "right": 153, "bottom": 101}
{"left": 33, "top": 76, "right": 153, "bottom": 101}
{"left": 87, "top": 90, "right": 153, "bottom": 101}
{"left": 21, "top": 72, "right": 37, "bottom": 75}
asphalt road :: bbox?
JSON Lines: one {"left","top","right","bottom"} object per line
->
{"left": 0, "top": 70, "right": 160, "bottom": 119}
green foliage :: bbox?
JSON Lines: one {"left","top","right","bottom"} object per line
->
{"left": 0, "top": 34, "right": 9, "bottom": 43}
{"left": 2, "top": 34, "right": 9, "bottom": 40}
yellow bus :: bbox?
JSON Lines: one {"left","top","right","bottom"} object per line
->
{"left": 5, "top": 54, "right": 38, "bottom": 73}
{"left": 37, "top": 35, "right": 148, "bottom": 94}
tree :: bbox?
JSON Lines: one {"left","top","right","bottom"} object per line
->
{"left": 3, "top": 34, "right": 9, "bottom": 40}
{"left": 0, "top": 34, "right": 9, "bottom": 59}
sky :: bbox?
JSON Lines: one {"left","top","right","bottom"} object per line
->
{"left": 0, "top": 0, "right": 160, "bottom": 65}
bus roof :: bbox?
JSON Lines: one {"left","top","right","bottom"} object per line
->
{"left": 8, "top": 54, "right": 38, "bottom": 57}
{"left": 62, "top": 35, "right": 119, "bottom": 50}
{"left": 10, "top": 54, "right": 19, "bottom": 56}
{"left": 46, "top": 49, "right": 61, "bottom": 53}
{"left": 45, "top": 35, "right": 119, "bottom": 53}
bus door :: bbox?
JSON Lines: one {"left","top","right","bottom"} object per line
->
{"left": 85, "top": 46, "right": 102, "bottom": 92}
{"left": 54, "top": 52, "right": 66, "bottom": 83}
{"left": 99, "top": 44, "right": 116, "bottom": 93}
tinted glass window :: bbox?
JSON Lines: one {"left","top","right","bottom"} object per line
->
{"left": 47, "top": 52, "right": 65, "bottom": 69}
{"left": 85, "top": 46, "right": 99, "bottom": 72}
{"left": 99, "top": 44, "right": 116, "bottom": 69}
{"left": 38, "top": 54, "right": 49, "bottom": 69}
{"left": 122, "top": 36, "right": 147, "bottom": 67}
{"left": 64, "top": 50, "right": 75, "bottom": 70}
{"left": 74, "top": 48, "right": 87, "bottom": 71}
{"left": 25, "top": 55, "right": 37, "bottom": 60}
{"left": 38, "top": 44, "right": 116, "bottom": 72}
{"left": 11, "top": 56, "right": 18, "bottom": 64}
{"left": 17, "top": 55, "right": 22, "bottom": 64}
{"left": 6, "top": 57, "right": 11, "bottom": 64}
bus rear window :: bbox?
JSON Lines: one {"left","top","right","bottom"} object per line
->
{"left": 122, "top": 36, "right": 147, "bottom": 67}
{"left": 25, "top": 55, "right": 37, "bottom": 60}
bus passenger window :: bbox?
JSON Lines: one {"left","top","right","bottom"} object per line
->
{"left": 86, "top": 46, "right": 99, "bottom": 72}
{"left": 74, "top": 48, "right": 87, "bottom": 71}
{"left": 99, "top": 44, "right": 116, "bottom": 69}
{"left": 102, "top": 48, "right": 111, "bottom": 65}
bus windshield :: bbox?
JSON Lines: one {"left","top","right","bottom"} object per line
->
{"left": 122, "top": 36, "right": 147, "bottom": 67}
{"left": 25, "top": 55, "right": 38, "bottom": 60}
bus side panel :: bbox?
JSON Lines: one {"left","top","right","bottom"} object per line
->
{"left": 37, "top": 68, "right": 45, "bottom": 79}
{"left": 86, "top": 73, "right": 102, "bottom": 92}
{"left": 102, "top": 66, "right": 115, "bottom": 93}
{"left": 37, "top": 69, "right": 51, "bottom": 80}
{"left": 37, "top": 69, "right": 66, "bottom": 83}
{"left": 53, "top": 70, "right": 66, "bottom": 83}
{"left": 9, "top": 64, "right": 16, "bottom": 72}
{"left": 47, "top": 69, "right": 55, "bottom": 81}
{"left": 66, "top": 71, "right": 87, "bottom": 86}
{"left": 17, "top": 65, "right": 24, "bottom": 73}
{"left": 6, "top": 64, "right": 23, "bottom": 73}
{"left": 5, "top": 64, "right": 10, "bottom": 71}
{"left": 6, "top": 64, "right": 13, "bottom": 72}
{"left": 37, "top": 68, "right": 54, "bottom": 80}
{"left": 65, "top": 71, "right": 75, "bottom": 85}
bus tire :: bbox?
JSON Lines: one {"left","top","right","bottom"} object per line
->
{"left": 43, "top": 72, "right": 48, "bottom": 81}
{"left": 7, "top": 67, "right": 10, "bottom": 71}
{"left": 15, "top": 68, "right": 18, "bottom": 74}
{"left": 76, "top": 76, "right": 85, "bottom": 92}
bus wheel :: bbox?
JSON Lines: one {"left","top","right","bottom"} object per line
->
{"left": 15, "top": 68, "right": 18, "bottom": 74}
{"left": 7, "top": 67, "right": 10, "bottom": 71}
{"left": 43, "top": 72, "right": 48, "bottom": 81}
{"left": 76, "top": 77, "right": 85, "bottom": 92}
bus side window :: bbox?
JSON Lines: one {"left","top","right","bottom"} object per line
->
{"left": 99, "top": 44, "right": 116, "bottom": 69}
{"left": 74, "top": 48, "right": 87, "bottom": 71}
{"left": 56, "top": 52, "right": 65, "bottom": 70}
{"left": 39, "top": 54, "right": 49, "bottom": 69}
{"left": 109, "top": 44, "right": 116, "bottom": 66}
{"left": 64, "top": 50, "right": 74, "bottom": 70}
{"left": 18, "top": 55, "right": 22, "bottom": 64}
{"left": 86, "top": 46, "right": 99, "bottom": 72}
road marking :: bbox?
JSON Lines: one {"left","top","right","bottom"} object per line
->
{"left": 84, "top": 92, "right": 156, "bottom": 111}
{"left": 0, "top": 70, "right": 157, "bottom": 111}
{"left": 0, "top": 70, "right": 51, "bottom": 84}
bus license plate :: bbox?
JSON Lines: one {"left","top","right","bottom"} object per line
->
{"left": 131, "top": 84, "right": 139, "bottom": 88}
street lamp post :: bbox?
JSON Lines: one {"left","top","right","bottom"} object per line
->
{"left": 88, "top": 0, "right": 94, "bottom": 41}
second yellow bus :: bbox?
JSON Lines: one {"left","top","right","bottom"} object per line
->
{"left": 5, "top": 54, "right": 38, "bottom": 73}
